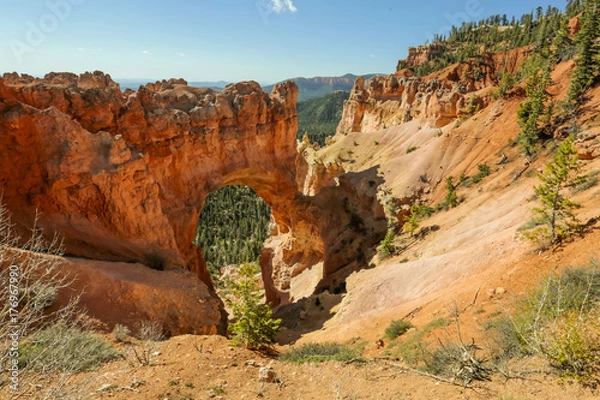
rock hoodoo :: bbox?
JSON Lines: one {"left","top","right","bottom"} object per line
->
{"left": 398, "top": 44, "right": 446, "bottom": 69}
{"left": 337, "top": 48, "right": 531, "bottom": 134}
{"left": 0, "top": 71, "right": 386, "bottom": 334}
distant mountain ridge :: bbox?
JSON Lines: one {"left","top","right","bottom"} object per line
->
{"left": 116, "top": 73, "right": 381, "bottom": 101}
{"left": 116, "top": 79, "right": 230, "bottom": 91}
{"left": 264, "top": 73, "right": 380, "bottom": 101}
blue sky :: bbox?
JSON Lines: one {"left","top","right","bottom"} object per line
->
{"left": 1, "top": 0, "right": 568, "bottom": 84}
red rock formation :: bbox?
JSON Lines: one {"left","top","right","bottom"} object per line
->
{"left": 339, "top": 48, "right": 531, "bottom": 134}
{"left": 60, "top": 258, "right": 223, "bottom": 336}
{"left": 0, "top": 71, "right": 387, "bottom": 333}
{"left": 1, "top": 73, "right": 297, "bottom": 278}
{"left": 397, "top": 44, "right": 446, "bottom": 70}
{"left": 568, "top": 14, "right": 582, "bottom": 36}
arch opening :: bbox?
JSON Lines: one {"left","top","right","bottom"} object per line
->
{"left": 194, "top": 185, "right": 271, "bottom": 284}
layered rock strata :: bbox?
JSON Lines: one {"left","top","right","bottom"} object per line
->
{"left": 0, "top": 71, "right": 386, "bottom": 333}
{"left": 337, "top": 48, "right": 531, "bottom": 134}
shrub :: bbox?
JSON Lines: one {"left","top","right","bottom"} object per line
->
{"left": 391, "top": 318, "right": 449, "bottom": 364}
{"left": 445, "top": 176, "right": 459, "bottom": 208}
{"left": 19, "top": 321, "right": 118, "bottom": 372}
{"left": 112, "top": 323, "right": 131, "bottom": 343}
{"left": 378, "top": 228, "right": 397, "bottom": 259}
{"left": 542, "top": 310, "right": 600, "bottom": 386}
{"left": 424, "top": 342, "right": 491, "bottom": 385}
{"left": 460, "top": 96, "right": 480, "bottom": 121}
{"left": 279, "top": 343, "right": 361, "bottom": 364}
{"left": 208, "top": 384, "right": 226, "bottom": 395}
{"left": 136, "top": 320, "right": 164, "bottom": 342}
{"left": 0, "top": 203, "right": 114, "bottom": 396}
{"left": 384, "top": 319, "right": 413, "bottom": 340}
{"left": 472, "top": 163, "right": 491, "bottom": 184}
{"left": 517, "top": 217, "right": 545, "bottom": 233}
{"left": 126, "top": 320, "right": 165, "bottom": 366}
{"left": 510, "top": 265, "right": 600, "bottom": 354}
{"left": 488, "top": 262, "right": 600, "bottom": 385}
{"left": 571, "top": 173, "right": 599, "bottom": 194}
{"left": 223, "top": 263, "right": 280, "bottom": 349}
{"left": 0, "top": 203, "right": 75, "bottom": 341}
{"left": 406, "top": 146, "right": 418, "bottom": 154}
{"left": 485, "top": 316, "right": 523, "bottom": 360}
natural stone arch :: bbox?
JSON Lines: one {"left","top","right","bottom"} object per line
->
{"left": 0, "top": 72, "right": 386, "bottom": 333}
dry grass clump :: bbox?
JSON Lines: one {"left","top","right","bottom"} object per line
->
{"left": 487, "top": 261, "right": 600, "bottom": 387}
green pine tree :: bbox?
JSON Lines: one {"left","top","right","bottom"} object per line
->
{"left": 224, "top": 263, "right": 280, "bottom": 349}
{"left": 445, "top": 176, "right": 458, "bottom": 208}
{"left": 402, "top": 204, "right": 432, "bottom": 237}
{"left": 522, "top": 136, "right": 583, "bottom": 245}
{"left": 567, "top": 0, "right": 600, "bottom": 104}
{"left": 495, "top": 70, "right": 515, "bottom": 98}
{"left": 403, "top": 205, "right": 422, "bottom": 237}
{"left": 552, "top": 16, "right": 573, "bottom": 62}
{"left": 516, "top": 55, "right": 553, "bottom": 157}
{"left": 378, "top": 228, "right": 397, "bottom": 259}
{"left": 567, "top": 0, "right": 584, "bottom": 18}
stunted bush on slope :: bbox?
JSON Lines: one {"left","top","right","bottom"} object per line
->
{"left": 124, "top": 320, "right": 165, "bottom": 366}
{"left": 19, "top": 321, "right": 117, "bottom": 372}
{"left": 0, "top": 203, "right": 74, "bottom": 342}
{"left": 279, "top": 342, "right": 362, "bottom": 364}
{"left": 0, "top": 202, "right": 117, "bottom": 397}
{"left": 488, "top": 261, "right": 600, "bottom": 386}
{"left": 384, "top": 319, "right": 414, "bottom": 340}
{"left": 378, "top": 228, "right": 397, "bottom": 259}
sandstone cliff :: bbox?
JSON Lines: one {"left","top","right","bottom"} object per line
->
{"left": 337, "top": 48, "right": 531, "bottom": 134}
{"left": 0, "top": 71, "right": 386, "bottom": 333}
{"left": 397, "top": 44, "right": 446, "bottom": 70}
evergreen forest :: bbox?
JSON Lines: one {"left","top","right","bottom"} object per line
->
{"left": 402, "top": 0, "right": 587, "bottom": 76}
{"left": 296, "top": 90, "right": 349, "bottom": 146}
{"left": 194, "top": 186, "right": 271, "bottom": 280}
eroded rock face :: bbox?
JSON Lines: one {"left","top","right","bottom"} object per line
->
{"left": 338, "top": 48, "right": 531, "bottom": 134}
{"left": 0, "top": 71, "right": 386, "bottom": 333}
{"left": 61, "top": 258, "right": 223, "bottom": 336}
{"left": 398, "top": 44, "right": 446, "bottom": 69}
{"left": 1, "top": 72, "right": 299, "bottom": 277}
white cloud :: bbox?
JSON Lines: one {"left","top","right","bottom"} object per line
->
{"left": 369, "top": 54, "right": 376, "bottom": 58}
{"left": 177, "top": 52, "right": 185, "bottom": 57}
{"left": 142, "top": 50, "right": 150, "bottom": 54}
{"left": 270, "top": 0, "right": 297, "bottom": 13}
